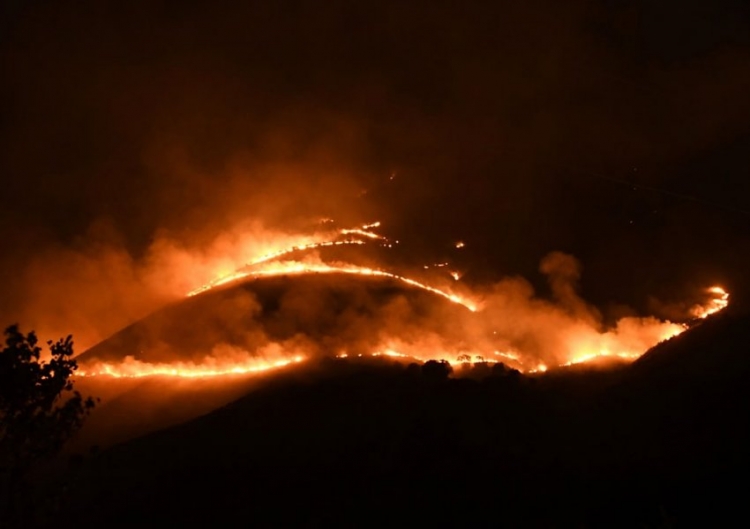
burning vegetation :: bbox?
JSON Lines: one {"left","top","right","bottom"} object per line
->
{"left": 73, "top": 222, "right": 729, "bottom": 380}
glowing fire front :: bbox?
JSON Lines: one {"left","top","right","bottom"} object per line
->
{"left": 191, "top": 261, "right": 479, "bottom": 312}
{"left": 185, "top": 222, "right": 478, "bottom": 311}
{"left": 691, "top": 286, "right": 729, "bottom": 319}
{"left": 76, "top": 222, "right": 730, "bottom": 379}
{"left": 186, "top": 222, "right": 386, "bottom": 297}
{"left": 78, "top": 355, "right": 305, "bottom": 378}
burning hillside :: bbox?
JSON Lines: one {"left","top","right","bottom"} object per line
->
{"left": 74, "top": 223, "right": 729, "bottom": 379}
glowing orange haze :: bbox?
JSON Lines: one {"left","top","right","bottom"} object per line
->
{"left": 76, "top": 223, "right": 730, "bottom": 379}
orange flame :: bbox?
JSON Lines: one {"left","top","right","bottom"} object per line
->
{"left": 77, "top": 215, "right": 730, "bottom": 380}
{"left": 185, "top": 222, "right": 479, "bottom": 311}
{"left": 690, "top": 286, "right": 729, "bottom": 319}
{"left": 78, "top": 354, "right": 305, "bottom": 379}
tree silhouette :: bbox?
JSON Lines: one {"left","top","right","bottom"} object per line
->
{"left": 422, "top": 359, "right": 453, "bottom": 381}
{"left": 0, "top": 325, "right": 96, "bottom": 524}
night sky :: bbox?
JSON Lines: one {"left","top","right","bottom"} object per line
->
{"left": 2, "top": 0, "right": 750, "bottom": 344}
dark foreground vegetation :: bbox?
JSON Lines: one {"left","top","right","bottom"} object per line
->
{"left": 22, "top": 308, "right": 750, "bottom": 527}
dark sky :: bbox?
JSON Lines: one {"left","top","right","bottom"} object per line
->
{"left": 2, "top": 0, "right": 750, "bottom": 342}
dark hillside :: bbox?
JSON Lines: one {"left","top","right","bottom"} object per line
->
{"left": 53, "top": 311, "right": 750, "bottom": 527}
{"left": 77, "top": 273, "right": 476, "bottom": 365}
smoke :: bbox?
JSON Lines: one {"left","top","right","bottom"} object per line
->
{"left": 5, "top": 204, "right": 370, "bottom": 350}
{"left": 66, "top": 248, "right": 692, "bottom": 450}
{"left": 70, "top": 244, "right": 689, "bottom": 376}
{"left": 464, "top": 253, "right": 685, "bottom": 368}
{"left": 2, "top": 0, "right": 748, "bottom": 353}
{"left": 538, "top": 252, "right": 600, "bottom": 324}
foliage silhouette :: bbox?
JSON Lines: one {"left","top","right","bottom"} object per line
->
{"left": 421, "top": 359, "right": 453, "bottom": 380}
{"left": 0, "top": 325, "right": 96, "bottom": 525}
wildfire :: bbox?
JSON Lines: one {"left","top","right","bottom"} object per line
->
{"left": 78, "top": 354, "right": 305, "bottom": 379}
{"left": 186, "top": 222, "right": 479, "bottom": 311}
{"left": 76, "top": 214, "right": 731, "bottom": 381}
{"left": 183, "top": 222, "right": 393, "bottom": 298}
{"left": 560, "top": 318, "right": 687, "bottom": 367}
{"left": 691, "top": 286, "right": 730, "bottom": 319}
{"left": 186, "top": 222, "right": 384, "bottom": 297}
{"left": 187, "top": 239, "right": 367, "bottom": 296}
{"left": 340, "top": 221, "right": 383, "bottom": 239}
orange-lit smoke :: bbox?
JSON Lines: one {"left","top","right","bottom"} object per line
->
{"left": 9, "top": 219, "right": 388, "bottom": 350}
{"left": 74, "top": 225, "right": 729, "bottom": 380}
{"left": 690, "top": 286, "right": 729, "bottom": 319}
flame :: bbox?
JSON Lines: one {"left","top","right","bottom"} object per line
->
{"left": 185, "top": 222, "right": 479, "bottom": 311}
{"left": 190, "top": 260, "right": 479, "bottom": 312}
{"left": 76, "top": 216, "right": 730, "bottom": 380}
{"left": 78, "top": 284, "right": 729, "bottom": 378}
{"left": 690, "top": 286, "right": 729, "bottom": 319}
{"left": 561, "top": 318, "right": 686, "bottom": 367}
{"left": 77, "top": 289, "right": 722, "bottom": 378}
{"left": 78, "top": 354, "right": 305, "bottom": 378}
{"left": 177, "top": 222, "right": 386, "bottom": 297}
{"left": 187, "top": 240, "right": 367, "bottom": 296}
{"left": 494, "top": 351, "right": 521, "bottom": 362}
